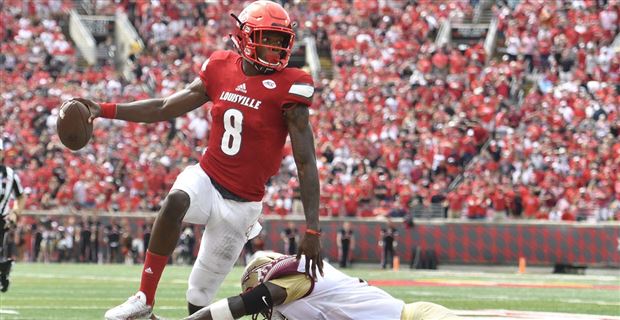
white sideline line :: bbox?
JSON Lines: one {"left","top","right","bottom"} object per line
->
{"left": 0, "top": 306, "right": 187, "bottom": 310}
{"left": 18, "top": 273, "right": 138, "bottom": 282}
{"left": 0, "top": 309, "right": 20, "bottom": 315}
{"left": 6, "top": 297, "right": 123, "bottom": 301}
{"left": 454, "top": 309, "right": 620, "bottom": 320}
{"left": 18, "top": 272, "right": 189, "bottom": 284}
{"left": 407, "top": 291, "right": 620, "bottom": 306}
{"left": 407, "top": 270, "right": 620, "bottom": 282}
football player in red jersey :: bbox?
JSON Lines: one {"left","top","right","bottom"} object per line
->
{"left": 73, "top": 1, "right": 322, "bottom": 319}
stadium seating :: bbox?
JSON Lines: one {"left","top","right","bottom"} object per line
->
{"left": 1, "top": 0, "right": 618, "bottom": 223}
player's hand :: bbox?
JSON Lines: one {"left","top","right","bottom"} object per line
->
{"left": 297, "top": 232, "right": 323, "bottom": 281}
{"left": 6, "top": 212, "right": 17, "bottom": 226}
{"left": 9, "top": 211, "right": 18, "bottom": 224}
{"left": 72, "top": 98, "right": 101, "bottom": 123}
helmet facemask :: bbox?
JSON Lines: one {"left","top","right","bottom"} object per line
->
{"left": 252, "top": 29, "right": 294, "bottom": 69}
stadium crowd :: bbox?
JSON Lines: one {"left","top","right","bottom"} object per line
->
{"left": 454, "top": 0, "right": 620, "bottom": 222}
{"left": 1, "top": 0, "right": 618, "bottom": 224}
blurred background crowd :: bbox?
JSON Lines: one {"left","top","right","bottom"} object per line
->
{"left": 1, "top": 0, "right": 618, "bottom": 234}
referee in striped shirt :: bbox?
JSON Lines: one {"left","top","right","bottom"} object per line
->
{"left": 0, "top": 139, "right": 25, "bottom": 292}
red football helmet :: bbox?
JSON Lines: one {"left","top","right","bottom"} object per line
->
{"left": 230, "top": 1, "right": 296, "bottom": 72}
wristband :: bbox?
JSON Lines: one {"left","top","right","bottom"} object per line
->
{"left": 306, "top": 228, "right": 321, "bottom": 237}
{"left": 100, "top": 102, "right": 117, "bottom": 119}
{"left": 210, "top": 298, "right": 234, "bottom": 320}
{"left": 240, "top": 282, "right": 273, "bottom": 314}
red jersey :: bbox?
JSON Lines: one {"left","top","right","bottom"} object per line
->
{"left": 198, "top": 51, "right": 314, "bottom": 201}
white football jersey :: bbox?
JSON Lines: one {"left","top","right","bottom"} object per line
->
{"left": 273, "top": 257, "right": 405, "bottom": 320}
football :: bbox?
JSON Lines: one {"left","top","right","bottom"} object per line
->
{"left": 56, "top": 99, "right": 93, "bottom": 151}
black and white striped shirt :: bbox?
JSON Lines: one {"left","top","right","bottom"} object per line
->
{"left": 0, "top": 165, "right": 24, "bottom": 217}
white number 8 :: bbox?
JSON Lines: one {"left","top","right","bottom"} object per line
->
{"left": 221, "top": 109, "right": 243, "bottom": 156}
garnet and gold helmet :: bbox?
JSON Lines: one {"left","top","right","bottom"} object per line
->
{"left": 241, "top": 251, "right": 286, "bottom": 292}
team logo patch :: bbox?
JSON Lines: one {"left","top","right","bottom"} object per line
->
{"left": 235, "top": 83, "right": 247, "bottom": 93}
{"left": 262, "top": 79, "right": 276, "bottom": 89}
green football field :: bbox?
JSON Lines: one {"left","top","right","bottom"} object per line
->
{"left": 0, "top": 263, "right": 618, "bottom": 319}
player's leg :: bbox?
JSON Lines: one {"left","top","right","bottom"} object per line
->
{"left": 186, "top": 199, "right": 262, "bottom": 314}
{"left": 343, "top": 243, "right": 350, "bottom": 267}
{"left": 0, "top": 217, "right": 6, "bottom": 259}
{"left": 401, "top": 301, "right": 462, "bottom": 320}
{"left": 139, "top": 190, "right": 191, "bottom": 299}
{"left": 382, "top": 245, "right": 388, "bottom": 269}
{"left": 142, "top": 163, "right": 221, "bottom": 307}
{"left": 0, "top": 217, "right": 13, "bottom": 293}
{"left": 105, "top": 164, "right": 213, "bottom": 320}
{"left": 0, "top": 259, "right": 10, "bottom": 293}
{"left": 104, "top": 190, "right": 191, "bottom": 319}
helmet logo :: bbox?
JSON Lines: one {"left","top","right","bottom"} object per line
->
{"left": 262, "top": 79, "right": 276, "bottom": 89}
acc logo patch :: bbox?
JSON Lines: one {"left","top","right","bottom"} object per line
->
{"left": 262, "top": 79, "right": 276, "bottom": 89}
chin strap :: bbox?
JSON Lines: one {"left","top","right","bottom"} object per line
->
{"left": 251, "top": 61, "right": 276, "bottom": 74}
{"left": 231, "top": 13, "right": 245, "bottom": 30}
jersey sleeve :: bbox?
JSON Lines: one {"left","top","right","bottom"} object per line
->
{"left": 281, "top": 72, "right": 315, "bottom": 109}
{"left": 268, "top": 274, "right": 312, "bottom": 304}
{"left": 198, "top": 50, "right": 230, "bottom": 96}
{"left": 198, "top": 57, "right": 211, "bottom": 90}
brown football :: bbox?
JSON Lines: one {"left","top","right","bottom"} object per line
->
{"left": 56, "top": 100, "right": 93, "bottom": 151}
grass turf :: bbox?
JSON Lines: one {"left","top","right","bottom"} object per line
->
{"left": 0, "top": 263, "right": 618, "bottom": 319}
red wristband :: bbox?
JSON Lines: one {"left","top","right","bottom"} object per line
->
{"left": 306, "top": 228, "right": 321, "bottom": 237}
{"left": 100, "top": 102, "right": 117, "bottom": 119}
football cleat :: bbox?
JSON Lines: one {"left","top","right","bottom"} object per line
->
{"left": 104, "top": 291, "right": 153, "bottom": 320}
{"left": 0, "top": 275, "right": 9, "bottom": 292}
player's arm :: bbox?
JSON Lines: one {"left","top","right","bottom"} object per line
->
{"left": 78, "top": 78, "right": 210, "bottom": 124}
{"left": 183, "top": 282, "right": 287, "bottom": 320}
{"left": 284, "top": 104, "right": 323, "bottom": 279}
{"left": 12, "top": 196, "right": 25, "bottom": 216}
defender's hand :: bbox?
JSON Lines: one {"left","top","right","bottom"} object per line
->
{"left": 297, "top": 233, "right": 323, "bottom": 281}
{"left": 72, "top": 98, "right": 101, "bottom": 123}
